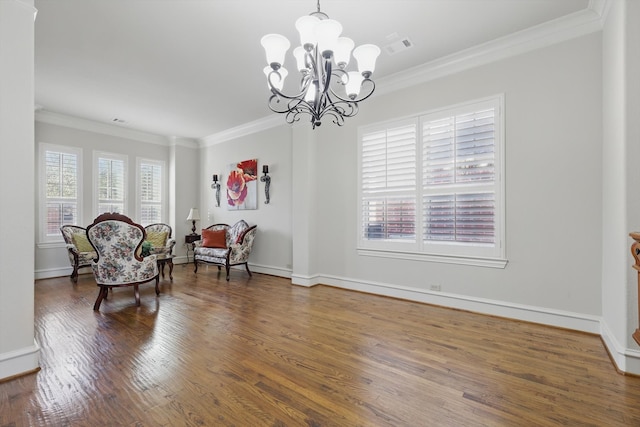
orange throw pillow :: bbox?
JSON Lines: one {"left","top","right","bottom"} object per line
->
{"left": 202, "top": 229, "right": 227, "bottom": 248}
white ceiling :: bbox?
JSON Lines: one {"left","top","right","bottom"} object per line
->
{"left": 34, "top": 0, "right": 594, "bottom": 141}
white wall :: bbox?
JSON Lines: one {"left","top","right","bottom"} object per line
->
{"left": 601, "top": 0, "right": 640, "bottom": 373}
{"left": 202, "top": 33, "right": 605, "bottom": 335}
{"left": 199, "top": 125, "right": 294, "bottom": 277}
{"left": 0, "top": 0, "right": 39, "bottom": 380}
{"left": 313, "top": 33, "right": 603, "bottom": 318}
{"left": 171, "top": 141, "right": 200, "bottom": 261}
{"left": 33, "top": 120, "right": 194, "bottom": 278}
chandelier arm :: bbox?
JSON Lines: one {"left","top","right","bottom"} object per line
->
{"left": 316, "top": 92, "right": 359, "bottom": 121}
{"left": 321, "top": 108, "right": 347, "bottom": 127}
{"left": 322, "top": 100, "right": 359, "bottom": 120}
{"left": 327, "top": 78, "right": 376, "bottom": 103}
{"left": 266, "top": 70, "right": 311, "bottom": 101}
{"left": 268, "top": 92, "right": 324, "bottom": 127}
{"left": 322, "top": 58, "right": 333, "bottom": 96}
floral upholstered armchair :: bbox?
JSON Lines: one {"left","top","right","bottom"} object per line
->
{"left": 86, "top": 213, "right": 159, "bottom": 310}
{"left": 60, "top": 225, "right": 97, "bottom": 282}
{"left": 194, "top": 220, "right": 257, "bottom": 281}
{"left": 143, "top": 223, "right": 176, "bottom": 257}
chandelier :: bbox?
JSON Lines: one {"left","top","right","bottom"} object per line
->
{"left": 260, "top": 0, "right": 381, "bottom": 129}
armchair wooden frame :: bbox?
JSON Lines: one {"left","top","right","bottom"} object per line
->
{"left": 194, "top": 222, "right": 257, "bottom": 281}
{"left": 60, "top": 224, "right": 95, "bottom": 283}
{"left": 87, "top": 213, "right": 160, "bottom": 311}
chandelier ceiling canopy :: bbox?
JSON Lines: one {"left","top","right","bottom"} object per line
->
{"left": 261, "top": 0, "right": 380, "bottom": 129}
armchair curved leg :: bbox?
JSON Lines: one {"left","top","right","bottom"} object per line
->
{"left": 225, "top": 265, "right": 231, "bottom": 281}
{"left": 194, "top": 260, "right": 199, "bottom": 273}
{"left": 245, "top": 263, "right": 252, "bottom": 277}
{"left": 71, "top": 262, "right": 79, "bottom": 282}
{"left": 155, "top": 276, "right": 160, "bottom": 296}
{"left": 93, "top": 286, "right": 108, "bottom": 311}
{"left": 134, "top": 285, "right": 140, "bottom": 306}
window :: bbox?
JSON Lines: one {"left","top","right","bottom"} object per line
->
{"left": 95, "top": 152, "right": 127, "bottom": 215}
{"left": 39, "top": 144, "right": 82, "bottom": 242}
{"left": 358, "top": 96, "right": 505, "bottom": 267}
{"left": 137, "top": 158, "right": 165, "bottom": 226}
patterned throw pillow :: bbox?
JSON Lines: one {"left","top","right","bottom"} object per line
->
{"left": 72, "top": 233, "right": 94, "bottom": 252}
{"left": 146, "top": 231, "right": 168, "bottom": 248}
{"left": 202, "top": 229, "right": 227, "bottom": 248}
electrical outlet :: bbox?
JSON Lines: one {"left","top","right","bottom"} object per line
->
{"left": 430, "top": 284, "right": 441, "bottom": 292}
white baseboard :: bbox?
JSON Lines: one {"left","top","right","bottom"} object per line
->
{"left": 250, "top": 263, "right": 292, "bottom": 279}
{"left": 315, "top": 274, "right": 602, "bottom": 334}
{"left": 600, "top": 321, "right": 640, "bottom": 375}
{"left": 0, "top": 340, "right": 40, "bottom": 381}
{"left": 35, "top": 266, "right": 73, "bottom": 280}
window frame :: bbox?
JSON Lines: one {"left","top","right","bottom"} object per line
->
{"left": 38, "top": 143, "right": 83, "bottom": 244}
{"left": 135, "top": 157, "right": 166, "bottom": 226}
{"left": 357, "top": 95, "right": 506, "bottom": 268}
{"left": 94, "top": 151, "right": 128, "bottom": 217}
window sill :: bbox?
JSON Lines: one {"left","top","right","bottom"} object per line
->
{"left": 357, "top": 248, "right": 508, "bottom": 269}
{"left": 37, "top": 241, "right": 66, "bottom": 250}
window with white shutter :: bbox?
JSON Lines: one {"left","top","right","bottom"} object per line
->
{"left": 39, "top": 144, "right": 82, "bottom": 243}
{"left": 95, "top": 152, "right": 127, "bottom": 215}
{"left": 137, "top": 158, "right": 165, "bottom": 226}
{"left": 360, "top": 120, "right": 417, "bottom": 247}
{"left": 358, "top": 96, "right": 505, "bottom": 267}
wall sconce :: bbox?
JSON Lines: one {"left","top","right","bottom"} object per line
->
{"left": 260, "top": 164, "right": 271, "bottom": 204}
{"left": 186, "top": 208, "right": 200, "bottom": 234}
{"left": 211, "top": 174, "right": 221, "bottom": 207}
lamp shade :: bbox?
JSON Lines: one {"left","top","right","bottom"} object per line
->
{"left": 293, "top": 46, "right": 308, "bottom": 72}
{"left": 334, "top": 37, "right": 354, "bottom": 68}
{"left": 186, "top": 208, "right": 200, "bottom": 221}
{"left": 295, "top": 15, "right": 320, "bottom": 47}
{"left": 344, "top": 71, "right": 364, "bottom": 98}
{"left": 261, "top": 34, "right": 290, "bottom": 67}
{"left": 314, "top": 19, "right": 342, "bottom": 55}
{"left": 353, "top": 44, "right": 381, "bottom": 75}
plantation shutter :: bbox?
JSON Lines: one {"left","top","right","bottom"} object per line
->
{"left": 361, "top": 122, "right": 417, "bottom": 241}
{"left": 45, "top": 150, "right": 78, "bottom": 236}
{"left": 98, "top": 157, "right": 125, "bottom": 214}
{"left": 139, "top": 161, "right": 162, "bottom": 225}
{"left": 422, "top": 107, "right": 496, "bottom": 244}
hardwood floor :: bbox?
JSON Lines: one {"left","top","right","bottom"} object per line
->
{"left": 2, "top": 265, "right": 640, "bottom": 426}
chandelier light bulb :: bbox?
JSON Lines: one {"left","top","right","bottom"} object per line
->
{"left": 305, "top": 81, "right": 317, "bottom": 103}
{"left": 260, "top": 34, "right": 290, "bottom": 68}
{"left": 314, "top": 18, "right": 342, "bottom": 56}
{"left": 334, "top": 37, "right": 354, "bottom": 68}
{"left": 293, "top": 46, "right": 308, "bottom": 72}
{"left": 344, "top": 71, "right": 364, "bottom": 99}
{"left": 353, "top": 44, "right": 381, "bottom": 76}
{"left": 295, "top": 15, "right": 320, "bottom": 48}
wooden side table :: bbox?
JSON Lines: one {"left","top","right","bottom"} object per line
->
{"left": 185, "top": 234, "right": 201, "bottom": 263}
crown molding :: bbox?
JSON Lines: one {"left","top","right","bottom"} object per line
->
{"left": 198, "top": 114, "right": 283, "bottom": 147}
{"left": 168, "top": 136, "right": 200, "bottom": 148}
{"left": 202, "top": 1, "right": 608, "bottom": 143}
{"left": 376, "top": 2, "right": 606, "bottom": 96}
{"left": 35, "top": 110, "right": 173, "bottom": 146}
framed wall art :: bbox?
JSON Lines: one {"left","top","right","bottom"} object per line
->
{"left": 226, "top": 159, "right": 258, "bottom": 210}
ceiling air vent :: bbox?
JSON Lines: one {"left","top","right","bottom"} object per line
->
{"left": 384, "top": 37, "right": 413, "bottom": 55}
